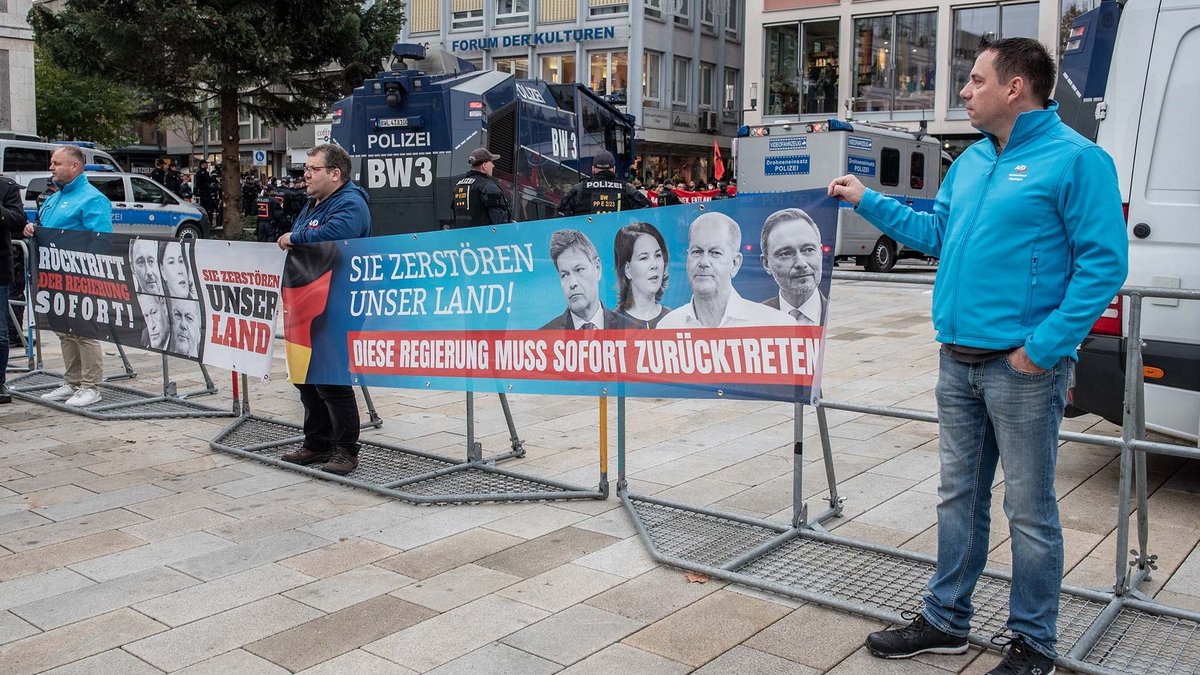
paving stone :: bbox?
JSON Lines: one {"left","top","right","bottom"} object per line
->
{"left": 556, "top": 643, "right": 691, "bottom": 675}
{"left": 132, "top": 563, "right": 313, "bottom": 627}
{"left": 496, "top": 563, "right": 625, "bottom": 612}
{"left": 170, "top": 530, "right": 331, "bottom": 581}
{"left": 4, "top": 485, "right": 98, "bottom": 510}
{"left": 119, "top": 508, "right": 235, "bottom": 543}
{"left": 0, "top": 468, "right": 98, "bottom": 495}
{"left": 623, "top": 590, "right": 791, "bottom": 667}
{"left": 572, "top": 508, "right": 637, "bottom": 539}
{"left": 824, "top": 646, "right": 952, "bottom": 673}
{"left": 245, "top": 595, "right": 436, "bottom": 672}
{"left": 125, "top": 595, "right": 323, "bottom": 671}
{"left": 376, "top": 529, "right": 523, "bottom": 580}
{"left": 483, "top": 504, "right": 589, "bottom": 539}
{"left": 363, "top": 595, "right": 549, "bottom": 672}
{"left": 426, "top": 642, "right": 562, "bottom": 675}
{"left": 0, "top": 530, "right": 144, "bottom": 581}
{"left": 294, "top": 649, "right": 417, "bottom": 675}
{"left": 202, "top": 508, "right": 320, "bottom": 542}
{"left": 586, "top": 566, "right": 726, "bottom": 624}
{"left": 70, "top": 531, "right": 235, "bottom": 582}
{"left": 475, "top": 527, "right": 621, "bottom": 579}
{"left": 209, "top": 471, "right": 312, "bottom": 498}
{"left": 502, "top": 603, "right": 644, "bottom": 665}
{"left": 853, "top": 489, "right": 942, "bottom": 534}
{"left": 123, "top": 489, "right": 234, "bottom": 520}
{"left": 0, "top": 567, "right": 95, "bottom": 611}
{"left": 0, "top": 508, "right": 147, "bottom": 552}
{"left": 0, "top": 611, "right": 39, "bottom": 647}
{"left": 284, "top": 564, "right": 414, "bottom": 613}
{"left": 151, "top": 466, "right": 254, "bottom": 493}
{"left": 74, "top": 469, "right": 170, "bottom": 494}
{"left": 12, "top": 567, "right": 197, "bottom": 630}
{"left": 172, "top": 649, "right": 289, "bottom": 675}
{"left": 40, "top": 648, "right": 165, "bottom": 674}
{"left": 0, "top": 510, "right": 52, "bottom": 536}
{"left": 280, "top": 538, "right": 400, "bottom": 579}
{"left": 573, "top": 536, "right": 659, "bottom": 579}
{"left": 0, "top": 608, "right": 166, "bottom": 675}
{"left": 745, "top": 602, "right": 887, "bottom": 671}
{"left": 297, "top": 502, "right": 422, "bottom": 541}
{"left": 692, "top": 645, "right": 820, "bottom": 675}
{"left": 366, "top": 506, "right": 519, "bottom": 550}
{"left": 393, "top": 563, "right": 522, "bottom": 612}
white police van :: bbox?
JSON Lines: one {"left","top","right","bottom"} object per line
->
{"left": 17, "top": 169, "right": 210, "bottom": 239}
{"left": 1059, "top": 0, "right": 1199, "bottom": 443}
{"left": 0, "top": 136, "right": 122, "bottom": 173}
{"left": 735, "top": 119, "right": 949, "bottom": 271}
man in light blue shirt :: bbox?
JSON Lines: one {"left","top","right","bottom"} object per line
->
{"left": 24, "top": 145, "right": 113, "bottom": 407}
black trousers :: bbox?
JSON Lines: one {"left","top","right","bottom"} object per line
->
{"left": 295, "top": 383, "right": 360, "bottom": 453}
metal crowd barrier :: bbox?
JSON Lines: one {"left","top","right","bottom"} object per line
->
{"left": 620, "top": 270, "right": 1200, "bottom": 675}
{"left": 5, "top": 240, "right": 33, "bottom": 374}
{"left": 209, "top": 373, "right": 608, "bottom": 504}
{"left": 6, "top": 236, "right": 231, "bottom": 419}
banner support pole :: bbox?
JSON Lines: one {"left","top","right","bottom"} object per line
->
{"left": 497, "top": 394, "right": 525, "bottom": 457}
{"left": 791, "top": 401, "right": 808, "bottom": 529}
{"left": 466, "top": 391, "right": 481, "bottom": 462}
{"left": 599, "top": 395, "right": 609, "bottom": 498}
{"left": 359, "top": 384, "right": 382, "bottom": 428}
{"left": 162, "top": 353, "right": 174, "bottom": 396}
{"left": 617, "top": 395, "right": 627, "bottom": 494}
{"left": 815, "top": 402, "right": 843, "bottom": 518}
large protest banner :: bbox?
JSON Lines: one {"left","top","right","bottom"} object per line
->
{"left": 31, "top": 229, "right": 286, "bottom": 378}
{"left": 286, "top": 189, "right": 836, "bottom": 402}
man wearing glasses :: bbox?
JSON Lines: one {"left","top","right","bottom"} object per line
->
{"left": 277, "top": 143, "right": 371, "bottom": 476}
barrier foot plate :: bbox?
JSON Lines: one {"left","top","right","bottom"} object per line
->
{"left": 6, "top": 370, "right": 232, "bottom": 420}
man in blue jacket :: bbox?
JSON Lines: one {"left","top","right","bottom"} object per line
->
{"left": 277, "top": 143, "right": 371, "bottom": 476}
{"left": 829, "top": 38, "right": 1127, "bottom": 675}
{"left": 24, "top": 146, "right": 113, "bottom": 408}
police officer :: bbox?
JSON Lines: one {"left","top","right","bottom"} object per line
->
{"left": 452, "top": 148, "right": 511, "bottom": 228}
{"left": 657, "top": 180, "right": 682, "bottom": 207}
{"left": 556, "top": 151, "right": 649, "bottom": 217}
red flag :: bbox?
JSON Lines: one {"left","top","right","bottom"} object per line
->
{"left": 713, "top": 140, "right": 725, "bottom": 181}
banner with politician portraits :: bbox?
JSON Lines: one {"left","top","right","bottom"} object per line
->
{"left": 32, "top": 229, "right": 286, "bottom": 378}
{"left": 284, "top": 189, "right": 837, "bottom": 403}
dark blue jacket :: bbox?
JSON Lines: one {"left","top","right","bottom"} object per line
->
{"left": 290, "top": 181, "right": 371, "bottom": 243}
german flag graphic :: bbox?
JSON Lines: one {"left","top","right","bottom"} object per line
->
{"left": 281, "top": 243, "right": 338, "bottom": 383}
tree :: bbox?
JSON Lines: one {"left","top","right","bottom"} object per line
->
{"left": 30, "top": 0, "right": 405, "bottom": 239}
{"left": 34, "top": 44, "right": 138, "bottom": 149}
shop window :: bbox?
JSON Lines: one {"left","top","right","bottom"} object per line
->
{"left": 801, "top": 19, "right": 838, "bottom": 115}
{"left": 881, "top": 147, "right": 900, "bottom": 187}
{"left": 853, "top": 11, "right": 937, "bottom": 114}
{"left": 950, "top": 3, "right": 1039, "bottom": 109}
{"left": 765, "top": 24, "right": 800, "bottom": 116}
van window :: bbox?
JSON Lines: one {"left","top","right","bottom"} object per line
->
{"left": 4, "top": 147, "right": 51, "bottom": 172}
{"left": 880, "top": 147, "right": 900, "bottom": 187}
{"left": 87, "top": 176, "right": 126, "bottom": 201}
{"left": 23, "top": 178, "right": 50, "bottom": 202}
{"left": 910, "top": 152, "right": 925, "bottom": 190}
{"left": 132, "top": 177, "right": 169, "bottom": 204}
{"left": 89, "top": 152, "right": 121, "bottom": 171}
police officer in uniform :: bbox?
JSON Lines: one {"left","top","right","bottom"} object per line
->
{"left": 556, "top": 151, "right": 649, "bottom": 217}
{"left": 452, "top": 148, "right": 511, "bottom": 228}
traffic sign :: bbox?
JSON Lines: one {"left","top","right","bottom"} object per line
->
{"left": 252, "top": 150, "right": 267, "bottom": 166}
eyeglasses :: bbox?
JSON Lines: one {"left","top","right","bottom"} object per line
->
{"left": 304, "top": 165, "right": 334, "bottom": 174}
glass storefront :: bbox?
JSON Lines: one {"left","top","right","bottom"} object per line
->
{"left": 950, "top": 3, "right": 1039, "bottom": 108}
{"left": 765, "top": 25, "right": 800, "bottom": 115}
{"left": 853, "top": 11, "right": 937, "bottom": 114}
{"left": 801, "top": 20, "right": 839, "bottom": 115}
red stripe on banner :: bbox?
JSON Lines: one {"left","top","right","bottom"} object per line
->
{"left": 346, "top": 327, "right": 824, "bottom": 386}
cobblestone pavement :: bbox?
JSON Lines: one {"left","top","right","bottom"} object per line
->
{"left": 3, "top": 269, "right": 1198, "bottom": 674}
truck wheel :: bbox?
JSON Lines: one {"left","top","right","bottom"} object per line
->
{"left": 176, "top": 222, "right": 203, "bottom": 240}
{"left": 865, "top": 237, "right": 896, "bottom": 273}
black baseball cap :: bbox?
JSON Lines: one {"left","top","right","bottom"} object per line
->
{"left": 593, "top": 150, "right": 615, "bottom": 169}
{"left": 468, "top": 148, "right": 501, "bottom": 166}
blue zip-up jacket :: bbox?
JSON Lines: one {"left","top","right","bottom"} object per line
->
{"left": 38, "top": 173, "right": 113, "bottom": 232}
{"left": 855, "top": 102, "right": 1128, "bottom": 369}
{"left": 290, "top": 180, "right": 371, "bottom": 244}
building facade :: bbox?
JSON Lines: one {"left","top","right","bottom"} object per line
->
{"left": 745, "top": 0, "right": 1097, "bottom": 156}
{"left": 400, "top": 0, "right": 746, "bottom": 185}
{"left": 1, "top": 0, "right": 36, "bottom": 136}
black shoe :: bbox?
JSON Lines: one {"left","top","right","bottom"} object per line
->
{"left": 866, "top": 612, "right": 970, "bottom": 659}
{"left": 0, "top": 384, "right": 11, "bottom": 405}
{"left": 986, "top": 635, "right": 1056, "bottom": 675}
{"left": 280, "top": 446, "right": 332, "bottom": 466}
{"left": 319, "top": 450, "right": 358, "bottom": 476}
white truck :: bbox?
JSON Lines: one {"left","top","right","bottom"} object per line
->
{"left": 1060, "top": 0, "right": 1199, "bottom": 443}
{"left": 734, "top": 119, "right": 948, "bottom": 272}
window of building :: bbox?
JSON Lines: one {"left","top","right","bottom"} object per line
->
{"left": 238, "top": 104, "right": 267, "bottom": 141}
{"left": 589, "top": 50, "right": 629, "bottom": 99}
{"left": 495, "top": 57, "right": 530, "bottom": 78}
{"left": 880, "top": 147, "right": 900, "bottom": 187}
{"left": 853, "top": 11, "right": 937, "bottom": 114}
{"left": 725, "top": 0, "right": 739, "bottom": 35}
{"left": 589, "top": 0, "right": 628, "bottom": 17}
{"left": 452, "top": 0, "right": 484, "bottom": 30}
{"left": 496, "top": 0, "right": 529, "bottom": 26}
{"left": 540, "top": 0, "right": 576, "bottom": 22}
{"left": 702, "top": 0, "right": 716, "bottom": 28}
{"left": 801, "top": 19, "right": 839, "bottom": 115}
{"left": 765, "top": 24, "right": 800, "bottom": 116}
{"left": 541, "top": 54, "right": 576, "bottom": 84}
{"left": 645, "top": 0, "right": 664, "bottom": 20}
{"left": 672, "top": 57, "right": 691, "bottom": 106}
{"left": 644, "top": 51, "right": 663, "bottom": 104}
{"left": 675, "top": 0, "right": 691, "bottom": 28}
{"left": 910, "top": 151, "right": 925, "bottom": 190}
{"left": 950, "top": 3, "right": 1039, "bottom": 108}
{"left": 700, "top": 63, "right": 715, "bottom": 109}
{"left": 408, "top": 0, "right": 440, "bottom": 33}
{"left": 723, "top": 67, "right": 739, "bottom": 119}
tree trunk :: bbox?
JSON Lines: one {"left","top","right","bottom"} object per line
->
{"left": 219, "top": 91, "right": 243, "bottom": 240}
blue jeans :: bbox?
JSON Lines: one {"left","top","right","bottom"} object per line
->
{"left": 921, "top": 350, "right": 1072, "bottom": 659}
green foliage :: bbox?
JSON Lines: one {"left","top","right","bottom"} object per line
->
{"left": 34, "top": 44, "right": 137, "bottom": 148}
{"left": 29, "top": 0, "right": 406, "bottom": 127}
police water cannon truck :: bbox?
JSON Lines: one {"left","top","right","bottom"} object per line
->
{"left": 331, "top": 43, "right": 637, "bottom": 235}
